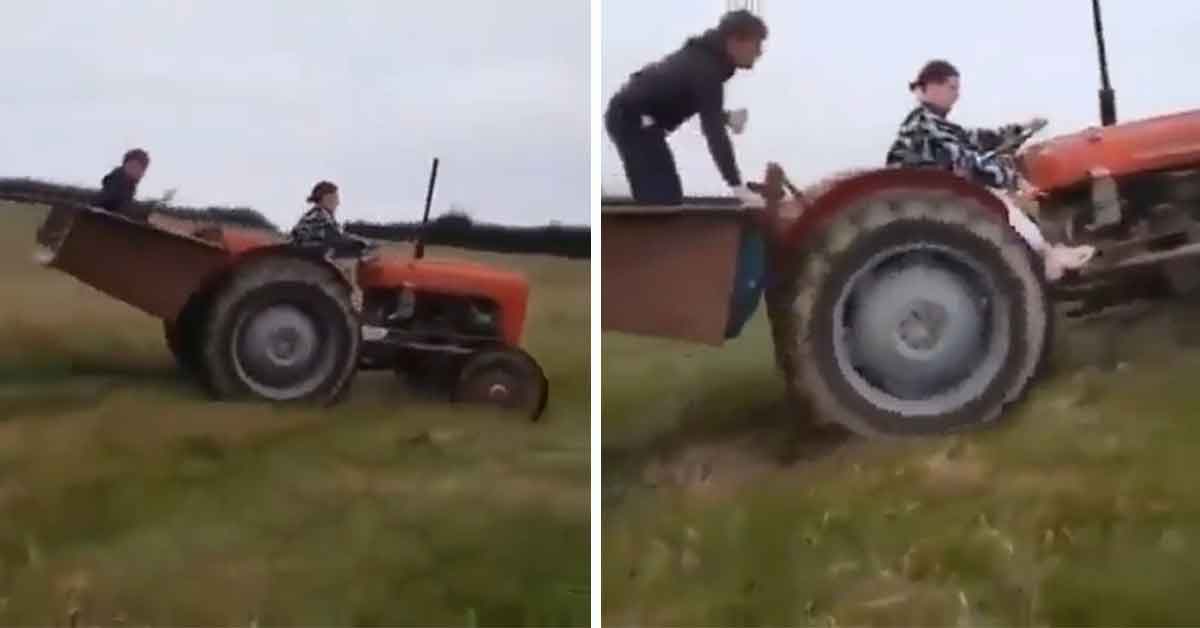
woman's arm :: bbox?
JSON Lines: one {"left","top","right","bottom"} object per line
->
{"left": 922, "top": 115, "right": 1021, "bottom": 189}
{"left": 965, "top": 122, "right": 1025, "bottom": 152}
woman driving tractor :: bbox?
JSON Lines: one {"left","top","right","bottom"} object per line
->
{"left": 886, "top": 59, "right": 1096, "bottom": 281}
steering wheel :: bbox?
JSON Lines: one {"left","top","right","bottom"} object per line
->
{"left": 356, "top": 237, "right": 380, "bottom": 259}
{"left": 985, "top": 118, "right": 1047, "bottom": 160}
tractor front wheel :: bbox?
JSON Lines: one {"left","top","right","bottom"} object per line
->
{"left": 776, "top": 189, "right": 1050, "bottom": 437}
{"left": 453, "top": 348, "right": 549, "bottom": 420}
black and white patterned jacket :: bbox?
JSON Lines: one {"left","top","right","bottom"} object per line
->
{"left": 289, "top": 205, "right": 342, "bottom": 245}
{"left": 885, "top": 103, "right": 1029, "bottom": 190}
{"left": 288, "top": 205, "right": 369, "bottom": 258}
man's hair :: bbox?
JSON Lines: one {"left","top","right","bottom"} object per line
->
{"left": 123, "top": 148, "right": 150, "bottom": 166}
{"left": 307, "top": 180, "right": 339, "bottom": 204}
{"left": 909, "top": 59, "right": 959, "bottom": 91}
{"left": 717, "top": 9, "right": 768, "bottom": 41}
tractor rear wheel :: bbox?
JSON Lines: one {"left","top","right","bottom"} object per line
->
{"left": 773, "top": 189, "right": 1050, "bottom": 437}
{"left": 163, "top": 320, "right": 202, "bottom": 375}
{"left": 200, "top": 255, "right": 360, "bottom": 403}
{"left": 164, "top": 320, "right": 185, "bottom": 367}
{"left": 164, "top": 297, "right": 210, "bottom": 382}
{"left": 453, "top": 347, "right": 549, "bottom": 420}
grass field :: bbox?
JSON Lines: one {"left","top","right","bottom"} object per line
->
{"left": 0, "top": 201, "right": 590, "bottom": 626}
{"left": 603, "top": 281, "right": 1200, "bottom": 625}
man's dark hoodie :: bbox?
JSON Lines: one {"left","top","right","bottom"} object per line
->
{"left": 95, "top": 166, "right": 148, "bottom": 221}
{"left": 608, "top": 28, "right": 742, "bottom": 187}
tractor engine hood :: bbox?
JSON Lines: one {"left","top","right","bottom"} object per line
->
{"left": 1020, "top": 108, "right": 1200, "bottom": 191}
{"left": 358, "top": 254, "right": 532, "bottom": 345}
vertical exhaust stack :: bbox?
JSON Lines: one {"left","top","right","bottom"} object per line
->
{"left": 413, "top": 157, "right": 440, "bottom": 261}
{"left": 1092, "top": 0, "right": 1117, "bottom": 126}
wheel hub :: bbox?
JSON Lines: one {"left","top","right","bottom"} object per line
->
{"left": 896, "top": 298, "right": 949, "bottom": 355}
{"left": 268, "top": 328, "right": 304, "bottom": 364}
{"left": 843, "top": 254, "right": 991, "bottom": 400}
{"left": 237, "top": 304, "right": 322, "bottom": 388}
{"left": 487, "top": 383, "right": 510, "bottom": 401}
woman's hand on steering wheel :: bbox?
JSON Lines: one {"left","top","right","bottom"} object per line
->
{"left": 991, "top": 117, "right": 1047, "bottom": 158}
{"left": 1025, "top": 117, "right": 1048, "bottom": 133}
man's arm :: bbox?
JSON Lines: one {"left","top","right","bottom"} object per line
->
{"left": 696, "top": 80, "right": 741, "bottom": 187}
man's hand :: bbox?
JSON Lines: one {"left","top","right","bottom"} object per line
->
{"left": 732, "top": 183, "right": 765, "bottom": 208}
{"left": 726, "top": 108, "right": 749, "bottom": 135}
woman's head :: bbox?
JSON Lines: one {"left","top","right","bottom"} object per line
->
{"left": 909, "top": 59, "right": 960, "bottom": 111}
{"left": 307, "top": 180, "right": 339, "bottom": 212}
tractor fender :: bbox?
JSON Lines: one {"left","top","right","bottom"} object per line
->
{"left": 779, "top": 168, "right": 1010, "bottom": 251}
{"left": 174, "top": 244, "right": 355, "bottom": 325}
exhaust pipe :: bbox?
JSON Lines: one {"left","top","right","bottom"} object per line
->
{"left": 1092, "top": 0, "right": 1117, "bottom": 126}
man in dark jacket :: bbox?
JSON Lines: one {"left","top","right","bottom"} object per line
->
{"left": 95, "top": 148, "right": 151, "bottom": 221}
{"left": 605, "top": 9, "right": 767, "bottom": 206}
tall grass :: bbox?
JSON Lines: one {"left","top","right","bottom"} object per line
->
{"left": 0, "top": 202, "right": 590, "bottom": 626}
{"left": 603, "top": 271, "right": 1200, "bottom": 625}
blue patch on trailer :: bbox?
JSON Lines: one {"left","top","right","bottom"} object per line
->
{"left": 724, "top": 224, "right": 768, "bottom": 339}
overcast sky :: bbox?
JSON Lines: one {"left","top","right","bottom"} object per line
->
{"left": 602, "top": 0, "right": 1200, "bottom": 197}
{"left": 3, "top": 0, "right": 589, "bottom": 228}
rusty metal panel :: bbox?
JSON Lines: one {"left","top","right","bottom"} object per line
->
{"left": 40, "top": 205, "right": 230, "bottom": 321}
{"left": 602, "top": 204, "right": 745, "bottom": 345}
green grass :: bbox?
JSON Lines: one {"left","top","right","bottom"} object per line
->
{"left": 603, "top": 282, "right": 1200, "bottom": 625}
{"left": 0, "top": 202, "right": 589, "bottom": 626}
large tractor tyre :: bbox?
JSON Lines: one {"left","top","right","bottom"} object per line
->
{"left": 776, "top": 189, "right": 1049, "bottom": 437}
{"left": 163, "top": 297, "right": 210, "bottom": 381}
{"left": 164, "top": 320, "right": 186, "bottom": 367}
{"left": 164, "top": 320, "right": 203, "bottom": 377}
{"left": 200, "top": 255, "right": 361, "bottom": 403}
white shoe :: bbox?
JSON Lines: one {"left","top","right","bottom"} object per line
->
{"left": 361, "top": 325, "right": 388, "bottom": 342}
{"left": 1043, "top": 244, "right": 1096, "bottom": 281}
{"left": 731, "top": 184, "right": 765, "bottom": 208}
{"left": 31, "top": 246, "right": 54, "bottom": 266}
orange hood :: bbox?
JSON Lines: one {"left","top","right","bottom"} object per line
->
{"left": 358, "top": 253, "right": 531, "bottom": 345}
{"left": 1021, "top": 108, "right": 1200, "bottom": 191}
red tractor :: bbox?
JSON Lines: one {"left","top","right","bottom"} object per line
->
{"left": 27, "top": 159, "right": 550, "bottom": 419}
{"left": 603, "top": 2, "right": 1200, "bottom": 437}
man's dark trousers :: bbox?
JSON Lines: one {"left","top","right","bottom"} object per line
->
{"left": 605, "top": 100, "right": 684, "bottom": 205}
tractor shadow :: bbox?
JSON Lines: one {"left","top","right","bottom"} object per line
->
{"left": 1051, "top": 295, "right": 1200, "bottom": 373}
{"left": 602, "top": 297, "right": 1200, "bottom": 509}
{"left": 0, "top": 354, "right": 197, "bottom": 416}
{"left": 602, "top": 392, "right": 853, "bottom": 508}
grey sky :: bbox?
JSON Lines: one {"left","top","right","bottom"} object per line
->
{"left": 3, "top": 0, "right": 589, "bottom": 228}
{"left": 602, "top": 0, "right": 1200, "bottom": 197}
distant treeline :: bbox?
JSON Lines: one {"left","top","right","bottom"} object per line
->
{"left": 0, "top": 177, "right": 589, "bottom": 259}
{"left": 346, "top": 213, "right": 588, "bottom": 259}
